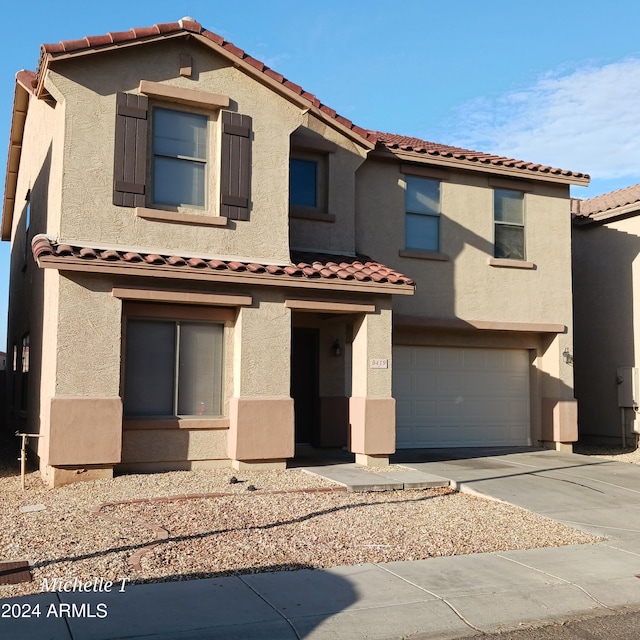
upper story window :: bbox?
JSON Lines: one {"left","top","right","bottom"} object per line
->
{"left": 152, "top": 108, "right": 208, "bottom": 208}
{"left": 288, "top": 129, "right": 336, "bottom": 221}
{"left": 405, "top": 176, "right": 441, "bottom": 252}
{"left": 113, "top": 86, "right": 252, "bottom": 222}
{"left": 290, "top": 158, "right": 317, "bottom": 208}
{"left": 494, "top": 188, "right": 525, "bottom": 260}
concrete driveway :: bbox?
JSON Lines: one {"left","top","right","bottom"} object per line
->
{"left": 393, "top": 447, "right": 640, "bottom": 541}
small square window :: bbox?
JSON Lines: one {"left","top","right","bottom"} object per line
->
{"left": 494, "top": 189, "right": 525, "bottom": 260}
{"left": 405, "top": 176, "right": 440, "bottom": 252}
{"left": 152, "top": 108, "right": 208, "bottom": 208}
{"left": 290, "top": 158, "right": 318, "bottom": 208}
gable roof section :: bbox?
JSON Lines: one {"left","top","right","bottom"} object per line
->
{"left": 3, "top": 17, "right": 589, "bottom": 241}
{"left": 32, "top": 17, "right": 586, "bottom": 184}
{"left": 33, "top": 18, "right": 375, "bottom": 149}
{"left": 572, "top": 184, "right": 640, "bottom": 224}
{"left": 31, "top": 235, "right": 415, "bottom": 295}
{"left": 373, "top": 132, "right": 589, "bottom": 185}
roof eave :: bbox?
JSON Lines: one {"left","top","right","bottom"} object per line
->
{"left": 575, "top": 201, "right": 640, "bottom": 226}
{"left": 372, "top": 147, "right": 590, "bottom": 186}
{"left": 34, "top": 255, "right": 416, "bottom": 296}
{"left": 2, "top": 80, "right": 31, "bottom": 242}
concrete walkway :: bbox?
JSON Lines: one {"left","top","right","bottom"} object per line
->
{"left": 3, "top": 448, "right": 640, "bottom": 639}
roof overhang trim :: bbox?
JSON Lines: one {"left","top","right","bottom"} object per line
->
{"left": 1, "top": 80, "right": 31, "bottom": 241}
{"left": 574, "top": 200, "right": 640, "bottom": 226}
{"left": 34, "top": 254, "right": 415, "bottom": 296}
{"left": 372, "top": 148, "right": 589, "bottom": 186}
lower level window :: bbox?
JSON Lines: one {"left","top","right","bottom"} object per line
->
{"left": 124, "top": 319, "right": 223, "bottom": 417}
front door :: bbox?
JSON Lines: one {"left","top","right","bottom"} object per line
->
{"left": 291, "top": 328, "right": 320, "bottom": 445}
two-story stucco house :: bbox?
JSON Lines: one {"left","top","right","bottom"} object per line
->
{"left": 573, "top": 185, "right": 640, "bottom": 445}
{"left": 2, "top": 18, "right": 589, "bottom": 486}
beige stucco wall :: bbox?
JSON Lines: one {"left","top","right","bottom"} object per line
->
{"left": 573, "top": 216, "right": 640, "bottom": 441}
{"left": 5, "top": 84, "right": 65, "bottom": 463}
{"left": 288, "top": 117, "right": 368, "bottom": 254}
{"left": 45, "top": 38, "right": 366, "bottom": 265}
{"left": 356, "top": 159, "right": 573, "bottom": 328}
{"left": 55, "top": 274, "right": 122, "bottom": 396}
{"left": 232, "top": 291, "right": 291, "bottom": 397}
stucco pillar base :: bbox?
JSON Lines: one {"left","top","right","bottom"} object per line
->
{"left": 349, "top": 397, "right": 395, "bottom": 455}
{"left": 227, "top": 397, "right": 294, "bottom": 462}
{"left": 45, "top": 465, "right": 114, "bottom": 488}
{"left": 48, "top": 397, "right": 123, "bottom": 465}
{"left": 540, "top": 441, "right": 574, "bottom": 453}
{"left": 231, "top": 459, "right": 287, "bottom": 471}
{"left": 355, "top": 453, "right": 389, "bottom": 467}
{"left": 541, "top": 398, "right": 578, "bottom": 443}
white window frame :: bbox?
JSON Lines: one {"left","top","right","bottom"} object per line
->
{"left": 151, "top": 106, "right": 210, "bottom": 210}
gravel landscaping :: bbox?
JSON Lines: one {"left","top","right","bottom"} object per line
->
{"left": 574, "top": 441, "right": 640, "bottom": 465}
{"left": 0, "top": 435, "right": 602, "bottom": 599}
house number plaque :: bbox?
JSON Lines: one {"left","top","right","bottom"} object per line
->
{"left": 370, "top": 359, "right": 388, "bottom": 369}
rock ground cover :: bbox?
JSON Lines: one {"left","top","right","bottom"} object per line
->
{"left": 0, "top": 434, "right": 605, "bottom": 598}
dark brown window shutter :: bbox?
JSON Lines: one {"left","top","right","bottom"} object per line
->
{"left": 220, "top": 112, "right": 252, "bottom": 220}
{"left": 113, "top": 93, "right": 148, "bottom": 207}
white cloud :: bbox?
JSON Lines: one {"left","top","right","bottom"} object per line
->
{"left": 450, "top": 59, "right": 640, "bottom": 180}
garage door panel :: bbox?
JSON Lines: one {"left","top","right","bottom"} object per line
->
{"left": 415, "top": 373, "right": 438, "bottom": 394}
{"left": 414, "top": 348, "right": 439, "bottom": 368}
{"left": 394, "top": 345, "right": 530, "bottom": 448}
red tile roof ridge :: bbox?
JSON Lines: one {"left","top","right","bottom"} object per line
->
{"left": 28, "top": 19, "right": 589, "bottom": 178}
{"left": 571, "top": 183, "right": 640, "bottom": 216}
{"left": 371, "top": 130, "right": 589, "bottom": 180}
{"left": 30, "top": 236, "right": 415, "bottom": 288}
{"left": 35, "top": 18, "right": 376, "bottom": 146}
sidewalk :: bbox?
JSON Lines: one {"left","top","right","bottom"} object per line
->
{"left": 2, "top": 449, "right": 640, "bottom": 639}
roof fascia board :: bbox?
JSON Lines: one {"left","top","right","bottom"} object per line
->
{"left": 35, "top": 32, "right": 189, "bottom": 98}
{"left": 2, "top": 81, "right": 30, "bottom": 241}
{"left": 586, "top": 201, "right": 640, "bottom": 225}
{"left": 35, "top": 255, "right": 415, "bottom": 296}
{"left": 372, "top": 148, "right": 589, "bottom": 186}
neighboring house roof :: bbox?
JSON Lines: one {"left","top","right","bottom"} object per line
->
{"left": 572, "top": 184, "right": 640, "bottom": 224}
{"left": 31, "top": 235, "right": 415, "bottom": 295}
{"left": 30, "top": 17, "right": 586, "bottom": 182}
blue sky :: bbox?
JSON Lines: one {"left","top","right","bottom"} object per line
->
{"left": 2, "top": 1, "right": 640, "bottom": 346}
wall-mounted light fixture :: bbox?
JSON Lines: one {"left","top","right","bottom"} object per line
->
{"left": 332, "top": 339, "right": 342, "bottom": 357}
{"left": 562, "top": 348, "right": 574, "bottom": 365}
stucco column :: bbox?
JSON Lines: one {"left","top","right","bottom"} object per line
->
{"left": 349, "top": 299, "right": 395, "bottom": 466}
{"left": 46, "top": 274, "right": 123, "bottom": 487}
{"left": 539, "top": 333, "right": 577, "bottom": 451}
{"left": 227, "top": 294, "right": 294, "bottom": 469}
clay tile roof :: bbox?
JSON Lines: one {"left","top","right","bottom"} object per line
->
{"left": 29, "top": 18, "right": 589, "bottom": 179}
{"left": 290, "top": 251, "right": 415, "bottom": 286}
{"left": 372, "top": 131, "right": 589, "bottom": 182}
{"left": 35, "top": 17, "right": 376, "bottom": 146}
{"left": 571, "top": 184, "right": 640, "bottom": 217}
{"left": 30, "top": 236, "right": 415, "bottom": 292}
